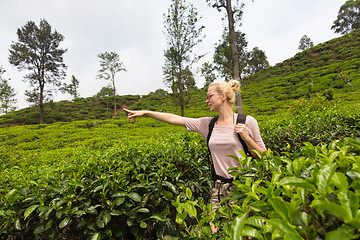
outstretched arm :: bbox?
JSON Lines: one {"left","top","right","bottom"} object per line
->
{"left": 123, "top": 108, "right": 185, "bottom": 126}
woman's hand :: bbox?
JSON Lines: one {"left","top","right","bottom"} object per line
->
{"left": 234, "top": 123, "right": 251, "bottom": 142}
{"left": 123, "top": 108, "right": 147, "bottom": 123}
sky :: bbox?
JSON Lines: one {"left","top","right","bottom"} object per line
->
{"left": 0, "top": 0, "right": 346, "bottom": 110}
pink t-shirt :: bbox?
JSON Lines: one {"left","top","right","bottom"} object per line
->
{"left": 183, "top": 115, "right": 266, "bottom": 179}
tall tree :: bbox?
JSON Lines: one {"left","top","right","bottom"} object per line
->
{"left": 61, "top": 75, "right": 80, "bottom": 99}
{"left": 9, "top": 19, "right": 67, "bottom": 124}
{"left": 0, "top": 67, "right": 17, "bottom": 114}
{"left": 298, "top": 35, "right": 314, "bottom": 51}
{"left": 332, "top": 0, "right": 360, "bottom": 35}
{"left": 201, "top": 62, "right": 217, "bottom": 88}
{"left": 213, "top": 30, "right": 248, "bottom": 79}
{"left": 246, "top": 47, "right": 269, "bottom": 75}
{"left": 163, "top": 0, "right": 204, "bottom": 116}
{"left": 97, "top": 51, "right": 126, "bottom": 116}
{"left": 206, "top": 0, "right": 248, "bottom": 114}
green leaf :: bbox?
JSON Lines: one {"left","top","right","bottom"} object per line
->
{"left": 330, "top": 172, "right": 348, "bottom": 191}
{"left": 242, "top": 226, "right": 264, "bottom": 240}
{"left": 110, "top": 210, "right": 123, "bottom": 216}
{"left": 325, "top": 230, "right": 358, "bottom": 240}
{"left": 114, "top": 197, "right": 125, "bottom": 206}
{"left": 183, "top": 201, "right": 197, "bottom": 218}
{"left": 137, "top": 208, "right": 150, "bottom": 213}
{"left": 24, "top": 204, "right": 39, "bottom": 220}
{"left": 102, "top": 210, "right": 111, "bottom": 226}
{"left": 338, "top": 190, "right": 359, "bottom": 220}
{"left": 316, "top": 163, "right": 337, "bottom": 194}
{"left": 230, "top": 212, "right": 247, "bottom": 240}
{"left": 186, "top": 187, "right": 192, "bottom": 200}
{"left": 33, "top": 225, "right": 46, "bottom": 234}
{"left": 278, "top": 177, "right": 316, "bottom": 191}
{"left": 15, "top": 218, "right": 21, "bottom": 230}
{"left": 150, "top": 214, "right": 166, "bottom": 222}
{"left": 247, "top": 216, "right": 267, "bottom": 229}
{"left": 311, "top": 200, "right": 350, "bottom": 220}
{"left": 269, "top": 197, "right": 291, "bottom": 224}
{"left": 164, "top": 181, "right": 177, "bottom": 194}
{"left": 162, "top": 190, "right": 173, "bottom": 199}
{"left": 127, "top": 192, "right": 141, "bottom": 202}
{"left": 267, "top": 219, "right": 302, "bottom": 239}
{"left": 140, "top": 221, "right": 147, "bottom": 228}
{"left": 59, "top": 216, "right": 70, "bottom": 228}
{"left": 90, "top": 232, "right": 101, "bottom": 240}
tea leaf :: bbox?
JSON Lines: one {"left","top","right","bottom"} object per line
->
{"left": 24, "top": 204, "right": 39, "bottom": 220}
{"left": 128, "top": 192, "right": 141, "bottom": 202}
{"left": 230, "top": 212, "right": 247, "bottom": 240}
{"left": 278, "top": 177, "right": 316, "bottom": 191}
{"left": 150, "top": 214, "right": 166, "bottom": 222}
{"left": 59, "top": 217, "right": 70, "bottom": 228}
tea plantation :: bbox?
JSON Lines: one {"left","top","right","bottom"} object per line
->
{"left": 1, "top": 29, "right": 360, "bottom": 240}
{"left": 1, "top": 96, "right": 360, "bottom": 239}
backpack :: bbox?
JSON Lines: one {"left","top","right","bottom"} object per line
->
{"left": 207, "top": 114, "right": 250, "bottom": 182}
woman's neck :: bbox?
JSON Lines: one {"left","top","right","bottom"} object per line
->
{"left": 217, "top": 105, "right": 235, "bottom": 126}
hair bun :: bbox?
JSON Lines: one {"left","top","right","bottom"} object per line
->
{"left": 229, "top": 79, "right": 240, "bottom": 92}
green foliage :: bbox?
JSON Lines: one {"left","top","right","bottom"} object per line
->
{"left": 167, "top": 137, "right": 360, "bottom": 239}
{"left": 8, "top": 19, "right": 67, "bottom": 124}
{"left": 0, "top": 118, "right": 211, "bottom": 239}
{"left": 0, "top": 67, "right": 17, "bottom": 114}
{"left": 261, "top": 96, "right": 360, "bottom": 153}
{"left": 331, "top": 0, "right": 360, "bottom": 35}
{"left": 1, "top": 98, "right": 359, "bottom": 239}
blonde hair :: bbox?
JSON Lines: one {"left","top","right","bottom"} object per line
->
{"left": 209, "top": 79, "right": 240, "bottom": 104}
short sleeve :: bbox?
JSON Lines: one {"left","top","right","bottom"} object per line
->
{"left": 246, "top": 116, "right": 266, "bottom": 150}
{"left": 183, "top": 117, "right": 212, "bottom": 139}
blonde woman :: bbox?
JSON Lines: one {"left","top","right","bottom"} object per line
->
{"left": 123, "top": 79, "right": 266, "bottom": 211}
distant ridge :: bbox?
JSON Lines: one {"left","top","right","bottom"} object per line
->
{"left": 1, "top": 29, "right": 359, "bottom": 126}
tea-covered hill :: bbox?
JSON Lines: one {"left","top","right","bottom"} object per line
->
{"left": 242, "top": 28, "right": 360, "bottom": 115}
{"left": 1, "top": 29, "right": 359, "bottom": 126}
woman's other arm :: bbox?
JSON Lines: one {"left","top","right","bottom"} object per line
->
{"left": 123, "top": 108, "right": 185, "bottom": 126}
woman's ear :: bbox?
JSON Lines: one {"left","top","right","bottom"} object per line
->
{"left": 221, "top": 93, "right": 227, "bottom": 102}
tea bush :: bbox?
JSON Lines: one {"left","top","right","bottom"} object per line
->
{"left": 168, "top": 137, "right": 360, "bottom": 239}
{"left": 1, "top": 98, "right": 359, "bottom": 239}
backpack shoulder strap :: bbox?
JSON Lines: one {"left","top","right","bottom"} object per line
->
{"left": 236, "top": 114, "right": 251, "bottom": 157}
{"left": 207, "top": 116, "right": 218, "bottom": 146}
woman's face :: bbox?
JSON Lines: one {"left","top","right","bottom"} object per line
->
{"left": 206, "top": 85, "right": 223, "bottom": 112}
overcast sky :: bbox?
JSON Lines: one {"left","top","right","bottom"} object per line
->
{"left": 0, "top": 0, "right": 345, "bottom": 110}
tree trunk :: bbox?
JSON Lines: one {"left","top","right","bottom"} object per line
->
{"left": 112, "top": 75, "right": 117, "bottom": 116}
{"left": 178, "top": 62, "right": 185, "bottom": 117}
{"left": 39, "top": 83, "right": 45, "bottom": 124}
{"left": 225, "top": 0, "right": 243, "bottom": 114}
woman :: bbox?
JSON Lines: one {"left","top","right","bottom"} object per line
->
{"left": 124, "top": 79, "right": 266, "bottom": 211}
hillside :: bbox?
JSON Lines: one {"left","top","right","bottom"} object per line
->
{"left": 242, "top": 28, "right": 360, "bottom": 115}
{"left": 1, "top": 29, "right": 360, "bottom": 126}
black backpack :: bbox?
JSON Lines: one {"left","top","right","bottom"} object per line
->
{"left": 206, "top": 114, "right": 251, "bottom": 182}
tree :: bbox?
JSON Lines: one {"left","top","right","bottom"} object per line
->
{"left": 332, "top": 0, "right": 360, "bottom": 35}
{"left": 97, "top": 51, "right": 126, "bottom": 116}
{"left": 201, "top": 62, "right": 217, "bottom": 88}
{"left": 9, "top": 19, "right": 67, "bottom": 124}
{"left": 0, "top": 67, "right": 17, "bottom": 114}
{"left": 61, "top": 75, "right": 80, "bottom": 99}
{"left": 95, "top": 85, "right": 114, "bottom": 98}
{"left": 206, "top": 0, "right": 249, "bottom": 114}
{"left": 246, "top": 47, "right": 269, "bottom": 75}
{"left": 163, "top": 0, "right": 205, "bottom": 116}
{"left": 298, "top": 35, "right": 314, "bottom": 51}
{"left": 213, "top": 30, "right": 248, "bottom": 79}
